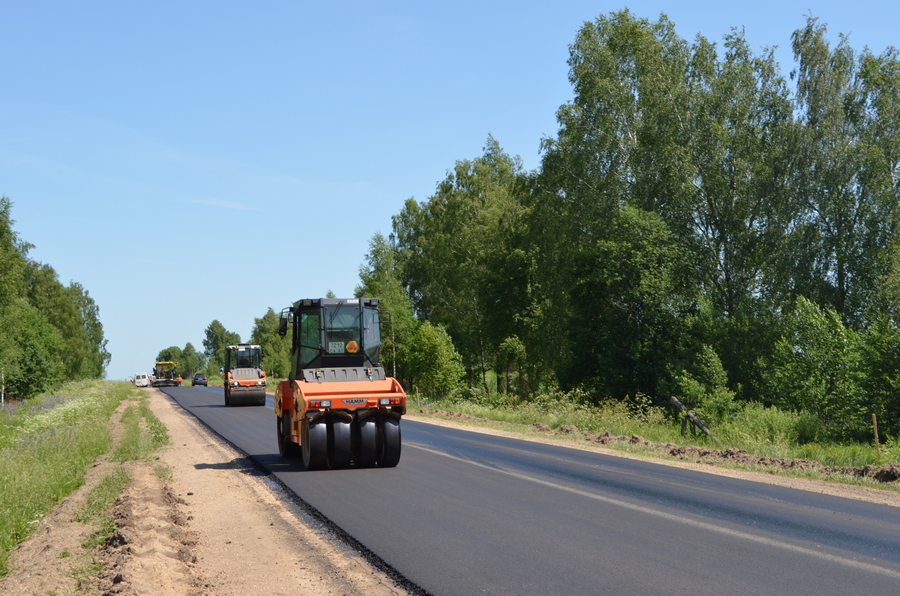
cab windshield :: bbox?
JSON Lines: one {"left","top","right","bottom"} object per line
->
{"left": 296, "top": 302, "right": 382, "bottom": 368}
{"left": 325, "top": 303, "right": 362, "bottom": 354}
{"left": 229, "top": 347, "right": 261, "bottom": 369}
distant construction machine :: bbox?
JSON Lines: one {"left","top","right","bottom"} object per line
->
{"left": 223, "top": 344, "right": 267, "bottom": 407}
{"left": 151, "top": 361, "right": 180, "bottom": 387}
{"left": 274, "top": 297, "right": 406, "bottom": 470}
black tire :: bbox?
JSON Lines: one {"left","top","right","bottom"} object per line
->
{"left": 378, "top": 417, "right": 401, "bottom": 468}
{"left": 253, "top": 390, "right": 267, "bottom": 407}
{"left": 278, "top": 413, "right": 301, "bottom": 458}
{"left": 302, "top": 418, "right": 327, "bottom": 470}
{"left": 327, "top": 418, "right": 352, "bottom": 469}
{"left": 353, "top": 416, "right": 378, "bottom": 468}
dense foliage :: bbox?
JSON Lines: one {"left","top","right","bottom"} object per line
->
{"left": 250, "top": 308, "right": 290, "bottom": 378}
{"left": 154, "top": 12, "right": 900, "bottom": 446}
{"left": 201, "top": 320, "right": 241, "bottom": 373}
{"left": 374, "top": 12, "right": 900, "bottom": 442}
{"left": 0, "top": 198, "right": 110, "bottom": 399}
{"left": 156, "top": 343, "right": 206, "bottom": 379}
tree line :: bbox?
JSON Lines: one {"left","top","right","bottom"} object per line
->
{"left": 0, "top": 198, "right": 110, "bottom": 399}
{"left": 157, "top": 311, "right": 292, "bottom": 381}
{"left": 164, "top": 293, "right": 463, "bottom": 402}
{"left": 163, "top": 12, "right": 900, "bottom": 444}
{"left": 364, "top": 12, "right": 900, "bottom": 442}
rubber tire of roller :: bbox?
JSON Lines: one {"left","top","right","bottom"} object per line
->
{"left": 302, "top": 418, "right": 327, "bottom": 471}
{"left": 278, "top": 413, "right": 301, "bottom": 458}
{"left": 378, "top": 417, "right": 401, "bottom": 468}
{"left": 354, "top": 417, "right": 378, "bottom": 468}
{"left": 327, "top": 417, "right": 352, "bottom": 469}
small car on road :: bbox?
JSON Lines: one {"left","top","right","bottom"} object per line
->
{"left": 134, "top": 373, "right": 151, "bottom": 387}
{"left": 191, "top": 372, "right": 208, "bottom": 386}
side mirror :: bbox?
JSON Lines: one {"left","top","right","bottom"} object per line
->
{"left": 278, "top": 316, "right": 289, "bottom": 337}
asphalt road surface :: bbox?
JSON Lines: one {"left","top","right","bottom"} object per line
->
{"left": 163, "top": 386, "right": 900, "bottom": 596}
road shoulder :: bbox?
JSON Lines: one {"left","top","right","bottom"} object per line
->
{"left": 406, "top": 412, "right": 900, "bottom": 508}
{"left": 139, "top": 388, "right": 408, "bottom": 596}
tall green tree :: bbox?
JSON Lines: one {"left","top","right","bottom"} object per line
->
{"left": 565, "top": 206, "right": 693, "bottom": 399}
{"left": 67, "top": 282, "right": 110, "bottom": 377}
{"left": 1, "top": 299, "right": 64, "bottom": 399}
{"left": 393, "top": 136, "right": 525, "bottom": 386}
{"left": 406, "top": 321, "right": 465, "bottom": 398}
{"left": 766, "top": 297, "right": 866, "bottom": 439}
{"left": 0, "top": 198, "right": 108, "bottom": 390}
{"left": 0, "top": 197, "right": 29, "bottom": 393}
{"left": 681, "top": 30, "right": 796, "bottom": 399}
{"left": 530, "top": 11, "right": 695, "bottom": 395}
{"left": 355, "top": 233, "right": 418, "bottom": 385}
{"left": 22, "top": 262, "right": 109, "bottom": 380}
{"left": 788, "top": 17, "right": 900, "bottom": 326}
{"left": 157, "top": 346, "right": 183, "bottom": 364}
{"left": 202, "top": 320, "right": 241, "bottom": 372}
{"left": 0, "top": 197, "right": 28, "bottom": 310}
{"left": 859, "top": 47, "right": 900, "bottom": 318}
{"left": 250, "top": 308, "right": 290, "bottom": 378}
{"left": 356, "top": 233, "right": 466, "bottom": 395}
{"left": 684, "top": 30, "right": 796, "bottom": 318}
{"left": 24, "top": 262, "right": 87, "bottom": 379}
{"left": 180, "top": 342, "right": 206, "bottom": 378}
{"left": 535, "top": 11, "right": 802, "bottom": 401}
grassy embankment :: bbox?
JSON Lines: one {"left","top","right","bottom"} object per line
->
{"left": 0, "top": 380, "right": 169, "bottom": 578}
{"left": 410, "top": 387, "right": 900, "bottom": 485}
{"left": 265, "top": 373, "right": 899, "bottom": 486}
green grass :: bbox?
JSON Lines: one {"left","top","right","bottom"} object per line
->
{"left": 420, "top": 388, "right": 900, "bottom": 474}
{"left": 154, "top": 464, "right": 173, "bottom": 482}
{"left": 69, "top": 556, "right": 105, "bottom": 592}
{"left": 74, "top": 465, "right": 129, "bottom": 554}
{"left": 0, "top": 380, "right": 128, "bottom": 575}
{"left": 425, "top": 390, "right": 686, "bottom": 444}
{"left": 75, "top": 467, "right": 130, "bottom": 524}
{"left": 0, "top": 381, "right": 172, "bottom": 578}
{"left": 111, "top": 397, "right": 169, "bottom": 462}
{"left": 79, "top": 514, "right": 118, "bottom": 551}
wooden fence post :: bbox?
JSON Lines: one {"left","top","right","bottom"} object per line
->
{"left": 873, "top": 413, "right": 880, "bottom": 460}
{"left": 669, "top": 396, "right": 722, "bottom": 445}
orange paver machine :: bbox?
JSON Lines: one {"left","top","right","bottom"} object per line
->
{"left": 274, "top": 298, "right": 406, "bottom": 470}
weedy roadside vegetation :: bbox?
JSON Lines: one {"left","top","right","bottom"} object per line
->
{"left": 112, "top": 397, "right": 170, "bottom": 462}
{"left": 420, "top": 385, "right": 900, "bottom": 475}
{"left": 0, "top": 380, "right": 169, "bottom": 578}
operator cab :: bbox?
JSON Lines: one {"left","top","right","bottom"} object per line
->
{"left": 280, "top": 298, "right": 384, "bottom": 383}
{"left": 224, "top": 344, "right": 264, "bottom": 377}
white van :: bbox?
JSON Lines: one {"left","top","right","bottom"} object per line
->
{"left": 134, "top": 372, "right": 151, "bottom": 387}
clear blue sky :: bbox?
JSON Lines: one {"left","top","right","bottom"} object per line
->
{"left": 2, "top": 1, "right": 896, "bottom": 380}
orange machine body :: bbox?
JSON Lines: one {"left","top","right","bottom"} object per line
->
{"left": 275, "top": 377, "right": 406, "bottom": 443}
